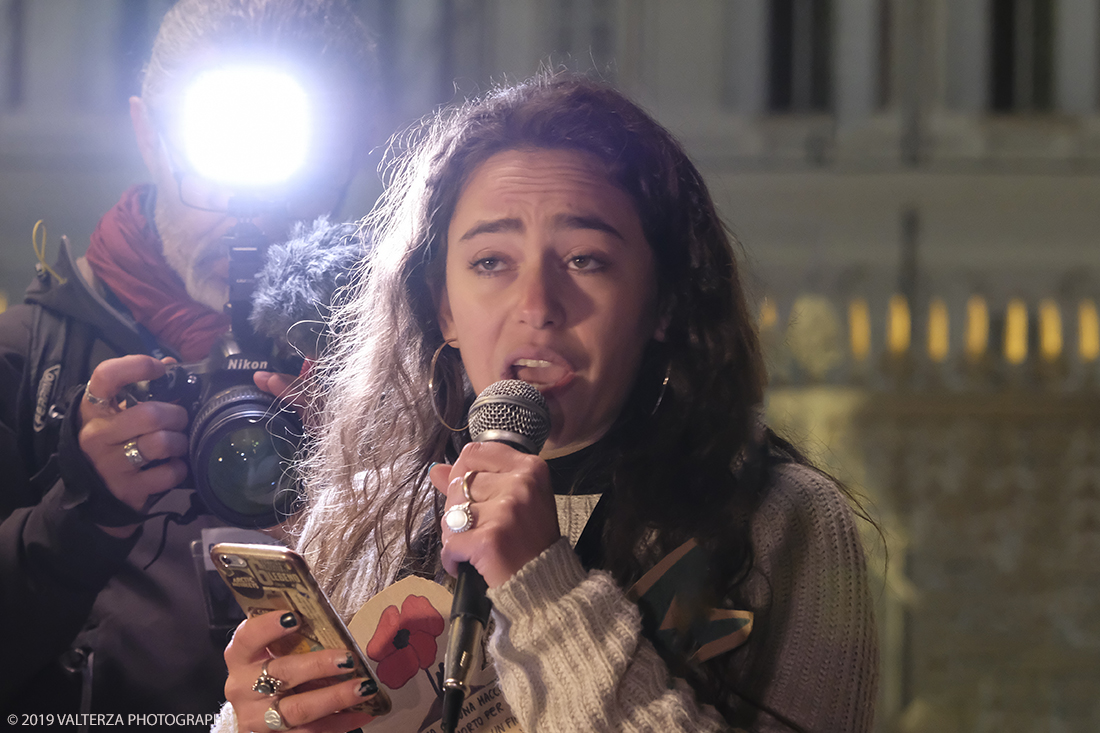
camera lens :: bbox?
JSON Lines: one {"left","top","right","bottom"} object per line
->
{"left": 190, "top": 385, "right": 302, "bottom": 528}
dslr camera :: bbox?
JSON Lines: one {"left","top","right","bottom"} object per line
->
{"left": 121, "top": 63, "right": 351, "bottom": 527}
{"left": 126, "top": 223, "right": 304, "bottom": 528}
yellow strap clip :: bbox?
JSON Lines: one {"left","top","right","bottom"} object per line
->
{"left": 32, "top": 220, "right": 67, "bottom": 285}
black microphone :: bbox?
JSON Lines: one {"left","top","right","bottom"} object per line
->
{"left": 441, "top": 380, "right": 551, "bottom": 733}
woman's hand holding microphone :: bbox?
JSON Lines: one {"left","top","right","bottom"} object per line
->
{"left": 430, "top": 440, "right": 561, "bottom": 588}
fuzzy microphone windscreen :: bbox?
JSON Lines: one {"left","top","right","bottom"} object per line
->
{"left": 249, "top": 215, "right": 368, "bottom": 360}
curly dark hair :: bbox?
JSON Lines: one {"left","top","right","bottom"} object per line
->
{"left": 294, "top": 69, "right": 840, "bottom": 726}
{"left": 298, "top": 73, "right": 783, "bottom": 717}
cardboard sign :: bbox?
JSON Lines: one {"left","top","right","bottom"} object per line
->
{"left": 348, "top": 576, "right": 524, "bottom": 733}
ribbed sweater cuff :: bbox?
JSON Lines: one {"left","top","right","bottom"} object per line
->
{"left": 487, "top": 537, "right": 587, "bottom": 618}
{"left": 209, "top": 701, "right": 236, "bottom": 733}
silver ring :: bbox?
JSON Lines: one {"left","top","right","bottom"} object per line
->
{"left": 461, "top": 471, "right": 476, "bottom": 502}
{"left": 122, "top": 439, "right": 147, "bottom": 469}
{"left": 264, "top": 698, "right": 290, "bottom": 731}
{"left": 444, "top": 501, "right": 475, "bottom": 533}
{"left": 85, "top": 388, "right": 116, "bottom": 408}
{"left": 252, "top": 658, "right": 286, "bottom": 697}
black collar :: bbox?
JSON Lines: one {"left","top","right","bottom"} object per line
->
{"left": 545, "top": 439, "right": 613, "bottom": 569}
{"left": 546, "top": 440, "right": 605, "bottom": 495}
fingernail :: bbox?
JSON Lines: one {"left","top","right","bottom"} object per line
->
{"left": 337, "top": 653, "right": 355, "bottom": 669}
{"left": 279, "top": 612, "right": 298, "bottom": 628}
{"left": 358, "top": 678, "right": 378, "bottom": 696}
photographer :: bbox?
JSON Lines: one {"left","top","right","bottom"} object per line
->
{"left": 0, "top": 0, "right": 377, "bottom": 723}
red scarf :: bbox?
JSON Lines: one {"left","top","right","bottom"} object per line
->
{"left": 86, "top": 185, "right": 230, "bottom": 362}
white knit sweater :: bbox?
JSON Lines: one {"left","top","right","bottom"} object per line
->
{"left": 211, "top": 462, "right": 878, "bottom": 732}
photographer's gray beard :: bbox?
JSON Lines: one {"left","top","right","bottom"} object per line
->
{"left": 156, "top": 204, "right": 230, "bottom": 314}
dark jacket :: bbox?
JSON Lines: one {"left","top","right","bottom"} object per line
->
{"left": 0, "top": 235, "right": 232, "bottom": 724}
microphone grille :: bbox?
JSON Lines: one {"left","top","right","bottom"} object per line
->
{"left": 468, "top": 380, "right": 551, "bottom": 455}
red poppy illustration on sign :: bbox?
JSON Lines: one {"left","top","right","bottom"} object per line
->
{"left": 366, "top": 594, "right": 446, "bottom": 690}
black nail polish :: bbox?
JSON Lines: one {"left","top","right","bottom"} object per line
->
{"left": 279, "top": 612, "right": 297, "bottom": 628}
{"left": 337, "top": 653, "right": 355, "bottom": 669}
{"left": 357, "top": 678, "right": 378, "bottom": 696}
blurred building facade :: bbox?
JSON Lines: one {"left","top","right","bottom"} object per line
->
{"left": 1, "top": 1, "right": 1098, "bottom": 730}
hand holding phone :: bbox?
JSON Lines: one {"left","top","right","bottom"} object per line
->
{"left": 211, "top": 542, "right": 391, "bottom": 719}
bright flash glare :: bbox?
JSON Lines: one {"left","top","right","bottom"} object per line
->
{"left": 181, "top": 67, "right": 310, "bottom": 187}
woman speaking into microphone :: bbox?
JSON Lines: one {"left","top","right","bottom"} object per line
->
{"left": 217, "top": 73, "right": 878, "bottom": 733}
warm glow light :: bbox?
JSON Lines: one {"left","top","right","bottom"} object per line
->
{"left": 1080, "top": 300, "right": 1100, "bottom": 362}
{"left": 888, "top": 295, "right": 910, "bottom": 356}
{"left": 181, "top": 66, "right": 310, "bottom": 186}
{"left": 966, "top": 295, "right": 988, "bottom": 360}
{"left": 927, "top": 298, "right": 949, "bottom": 363}
{"left": 1038, "top": 299, "right": 1062, "bottom": 362}
{"left": 849, "top": 298, "right": 871, "bottom": 361}
{"left": 1004, "top": 298, "right": 1028, "bottom": 365}
{"left": 759, "top": 298, "right": 778, "bottom": 330}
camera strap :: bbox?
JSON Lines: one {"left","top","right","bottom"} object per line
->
{"left": 100, "top": 284, "right": 172, "bottom": 361}
{"left": 140, "top": 492, "right": 208, "bottom": 570}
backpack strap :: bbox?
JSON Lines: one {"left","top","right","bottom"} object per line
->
{"left": 21, "top": 302, "right": 96, "bottom": 492}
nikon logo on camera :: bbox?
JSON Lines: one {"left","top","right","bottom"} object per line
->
{"left": 226, "top": 358, "right": 270, "bottom": 370}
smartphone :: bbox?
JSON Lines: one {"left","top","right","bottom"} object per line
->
{"left": 210, "top": 542, "right": 391, "bottom": 717}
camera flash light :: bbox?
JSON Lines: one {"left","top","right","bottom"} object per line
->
{"left": 181, "top": 66, "right": 311, "bottom": 187}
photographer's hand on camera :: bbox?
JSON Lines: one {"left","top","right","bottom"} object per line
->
{"left": 78, "top": 355, "right": 190, "bottom": 536}
{"left": 252, "top": 370, "right": 308, "bottom": 420}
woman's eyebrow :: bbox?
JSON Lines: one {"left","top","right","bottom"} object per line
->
{"left": 458, "top": 217, "right": 523, "bottom": 241}
{"left": 551, "top": 213, "right": 624, "bottom": 240}
{"left": 457, "top": 213, "right": 625, "bottom": 242}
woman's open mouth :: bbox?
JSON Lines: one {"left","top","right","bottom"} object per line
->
{"left": 511, "top": 358, "right": 574, "bottom": 392}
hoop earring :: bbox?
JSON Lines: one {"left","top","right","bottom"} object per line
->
{"left": 650, "top": 363, "right": 671, "bottom": 416}
{"left": 429, "top": 340, "right": 468, "bottom": 432}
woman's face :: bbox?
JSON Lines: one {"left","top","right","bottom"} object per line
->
{"left": 437, "top": 148, "right": 664, "bottom": 458}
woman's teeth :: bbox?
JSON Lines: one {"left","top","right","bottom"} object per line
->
{"left": 512, "top": 359, "right": 560, "bottom": 389}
